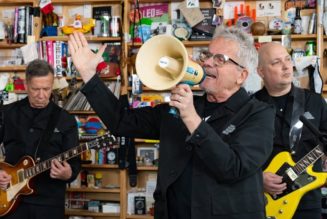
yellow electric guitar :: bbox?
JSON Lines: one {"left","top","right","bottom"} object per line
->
{"left": 264, "top": 144, "right": 327, "bottom": 219}
{"left": 0, "top": 133, "right": 116, "bottom": 217}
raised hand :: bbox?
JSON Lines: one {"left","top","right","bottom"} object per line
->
{"left": 68, "top": 31, "right": 106, "bottom": 83}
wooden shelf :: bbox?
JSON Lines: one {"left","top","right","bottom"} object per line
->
{"left": 137, "top": 166, "right": 158, "bottom": 171}
{"left": 127, "top": 34, "right": 317, "bottom": 48}
{"left": 0, "top": 0, "right": 34, "bottom": 5}
{"left": 128, "top": 41, "right": 210, "bottom": 47}
{"left": 323, "top": 84, "right": 327, "bottom": 92}
{"left": 0, "top": 43, "right": 26, "bottom": 49}
{"left": 126, "top": 214, "right": 153, "bottom": 219}
{"left": 253, "top": 34, "right": 317, "bottom": 41}
{"left": 65, "top": 209, "right": 120, "bottom": 217}
{"left": 9, "top": 90, "right": 27, "bottom": 94}
{"left": 69, "top": 110, "right": 96, "bottom": 114}
{"left": 0, "top": 65, "right": 26, "bottom": 72}
{"left": 52, "top": 0, "right": 121, "bottom": 3}
{"left": 67, "top": 187, "right": 120, "bottom": 193}
{"left": 66, "top": 76, "right": 120, "bottom": 81}
{"left": 40, "top": 36, "right": 121, "bottom": 42}
{"left": 82, "top": 164, "right": 119, "bottom": 169}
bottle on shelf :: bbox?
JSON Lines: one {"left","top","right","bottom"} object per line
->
{"left": 293, "top": 7, "right": 302, "bottom": 34}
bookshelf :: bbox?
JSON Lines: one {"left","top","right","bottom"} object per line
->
{"left": 1, "top": 0, "right": 327, "bottom": 218}
{"left": 121, "top": 0, "right": 327, "bottom": 218}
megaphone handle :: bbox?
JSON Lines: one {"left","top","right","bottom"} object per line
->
{"left": 169, "top": 106, "right": 180, "bottom": 118}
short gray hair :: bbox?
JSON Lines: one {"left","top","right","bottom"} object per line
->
{"left": 26, "top": 59, "right": 54, "bottom": 82}
{"left": 213, "top": 26, "right": 258, "bottom": 75}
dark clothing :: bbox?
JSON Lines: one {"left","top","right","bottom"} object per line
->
{"left": 2, "top": 203, "right": 65, "bottom": 219}
{"left": 81, "top": 75, "right": 275, "bottom": 219}
{"left": 255, "top": 85, "right": 327, "bottom": 213}
{"left": 0, "top": 97, "right": 80, "bottom": 218}
{"left": 293, "top": 208, "right": 321, "bottom": 219}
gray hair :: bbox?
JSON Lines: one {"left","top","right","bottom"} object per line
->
{"left": 26, "top": 59, "right": 54, "bottom": 82}
{"left": 213, "top": 26, "right": 258, "bottom": 75}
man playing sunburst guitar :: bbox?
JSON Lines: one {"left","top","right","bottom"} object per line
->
{"left": 0, "top": 59, "right": 81, "bottom": 219}
{"left": 255, "top": 42, "right": 327, "bottom": 219}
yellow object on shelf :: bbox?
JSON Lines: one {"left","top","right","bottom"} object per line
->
{"left": 61, "top": 15, "right": 95, "bottom": 35}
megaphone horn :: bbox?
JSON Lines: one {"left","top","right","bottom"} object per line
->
{"left": 135, "top": 35, "right": 206, "bottom": 91}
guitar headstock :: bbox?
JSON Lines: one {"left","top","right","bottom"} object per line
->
{"left": 89, "top": 132, "right": 116, "bottom": 150}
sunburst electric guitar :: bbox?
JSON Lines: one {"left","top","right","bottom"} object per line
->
{"left": 0, "top": 133, "right": 116, "bottom": 217}
{"left": 264, "top": 144, "right": 327, "bottom": 219}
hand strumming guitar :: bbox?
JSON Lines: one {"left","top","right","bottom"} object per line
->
{"left": 0, "top": 170, "right": 11, "bottom": 190}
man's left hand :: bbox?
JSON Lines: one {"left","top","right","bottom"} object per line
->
{"left": 50, "top": 159, "right": 72, "bottom": 181}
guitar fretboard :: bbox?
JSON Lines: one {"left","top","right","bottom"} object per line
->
{"left": 23, "top": 134, "right": 115, "bottom": 179}
{"left": 293, "top": 144, "right": 324, "bottom": 175}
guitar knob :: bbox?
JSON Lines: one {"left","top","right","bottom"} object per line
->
{"left": 279, "top": 209, "right": 284, "bottom": 214}
{"left": 283, "top": 200, "right": 288, "bottom": 204}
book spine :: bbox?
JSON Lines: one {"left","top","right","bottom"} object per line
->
{"left": 17, "top": 6, "right": 26, "bottom": 43}
{"left": 42, "top": 41, "right": 47, "bottom": 62}
{"left": 13, "top": 8, "right": 19, "bottom": 43}
{"left": 46, "top": 40, "right": 54, "bottom": 66}
{"left": 54, "top": 41, "right": 62, "bottom": 77}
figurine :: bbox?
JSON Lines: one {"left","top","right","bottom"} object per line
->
{"left": 61, "top": 14, "right": 95, "bottom": 35}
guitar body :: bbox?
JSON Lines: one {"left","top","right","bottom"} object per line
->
{"left": 264, "top": 152, "right": 327, "bottom": 219}
{"left": 0, "top": 156, "right": 35, "bottom": 216}
{"left": 0, "top": 133, "right": 115, "bottom": 217}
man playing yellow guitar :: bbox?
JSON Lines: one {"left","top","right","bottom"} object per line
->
{"left": 254, "top": 42, "right": 327, "bottom": 219}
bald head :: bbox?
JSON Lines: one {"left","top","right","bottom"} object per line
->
{"left": 258, "top": 42, "right": 288, "bottom": 67}
{"left": 257, "top": 42, "right": 293, "bottom": 96}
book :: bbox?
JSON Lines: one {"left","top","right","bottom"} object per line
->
{"left": 92, "top": 6, "right": 111, "bottom": 20}
{"left": 99, "top": 43, "right": 121, "bottom": 78}
{"left": 17, "top": 6, "right": 26, "bottom": 43}
{"left": 192, "top": 8, "right": 216, "bottom": 37}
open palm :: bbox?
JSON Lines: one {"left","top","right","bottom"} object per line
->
{"left": 68, "top": 31, "right": 106, "bottom": 82}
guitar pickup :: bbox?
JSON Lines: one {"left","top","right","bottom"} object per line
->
{"left": 285, "top": 167, "right": 298, "bottom": 181}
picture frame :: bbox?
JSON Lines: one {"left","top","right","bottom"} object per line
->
{"left": 137, "top": 147, "right": 159, "bottom": 163}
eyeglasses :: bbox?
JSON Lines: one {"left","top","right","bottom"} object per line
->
{"left": 199, "top": 51, "right": 245, "bottom": 69}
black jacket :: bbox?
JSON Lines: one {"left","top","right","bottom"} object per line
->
{"left": 255, "top": 85, "right": 327, "bottom": 210}
{"left": 0, "top": 97, "right": 80, "bottom": 206}
{"left": 82, "top": 75, "right": 275, "bottom": 219}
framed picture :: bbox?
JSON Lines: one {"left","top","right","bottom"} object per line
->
{"left": 137, "top": 147, "right": 159, "bottom": 163}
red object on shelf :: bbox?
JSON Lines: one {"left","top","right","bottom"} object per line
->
{"left": 252, "top": 9, "right": 257, "bottom": 22}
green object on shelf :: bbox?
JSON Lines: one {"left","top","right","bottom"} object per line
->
{"left": 5, "top": 82, "right": 14, "bottom": 92}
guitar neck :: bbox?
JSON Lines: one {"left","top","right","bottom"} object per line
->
{"left": 294, "top": 144, "right": 324, "bottom": 175}
{"left": 23, "top": 134, "right": 114, "bottom": 179}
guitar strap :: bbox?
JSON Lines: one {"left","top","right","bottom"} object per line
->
{"left": 288, "top": 87, "right": 305, "bottom": 152}
{"left": 34, "top": 105, "right": 61, "bottom": 162}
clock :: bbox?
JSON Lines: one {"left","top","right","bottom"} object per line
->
{"left": 107, "top": 149, "right": 117, "bottom": 164}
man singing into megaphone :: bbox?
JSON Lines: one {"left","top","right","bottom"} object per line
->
{"left": 68, "top": 26, "right": 274, "bottom": 219}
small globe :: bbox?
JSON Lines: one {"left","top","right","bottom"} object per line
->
{"left": 251, "top": 22, "right": 266, "bottom": 36}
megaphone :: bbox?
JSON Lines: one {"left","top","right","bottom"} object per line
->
{"left": 135, "top": 35, "right": 206, "bottom": 91}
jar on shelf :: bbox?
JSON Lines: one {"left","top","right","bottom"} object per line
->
{"left": 95, "top": 172, "right": 103, "bottom": 187}
{"left": 110, "top": 16, "right": 121, "bottom": 37}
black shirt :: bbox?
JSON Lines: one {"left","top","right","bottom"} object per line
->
{"left": 255, "top": 85, "right": 327, "bottom": 210}
{"left": 167, "top": 99, "right": 225, "bottom": 219}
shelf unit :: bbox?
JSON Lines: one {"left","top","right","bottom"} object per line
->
{"left": 1, "top": 0, "right": 327, "bottom": 218}
{"left": 68, "top": 109, "right": 126, "bottom": 218}
{"left": 65, "top": 164, "right": 126, "bottom": 219}
{"left": 121, "top": 0, "right": 327, "bottom": 218}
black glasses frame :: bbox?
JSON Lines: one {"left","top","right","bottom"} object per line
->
{"left": 199, "top": 51, "right": 245, "bottom": 69}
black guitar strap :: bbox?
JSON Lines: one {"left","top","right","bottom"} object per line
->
{"left": 34, "top": 105, "right": 61, "bottom": 162}
{"left": 288, "top": 87, "right": 305, "bottom": 153}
